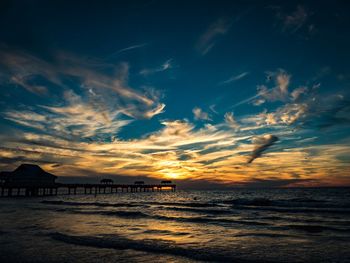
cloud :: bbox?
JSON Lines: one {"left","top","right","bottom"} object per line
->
{"left": 1, "top": 111, "right": 349, "bottom": 187}
{"left": 209, "top": 104, "right": 218, "bottom": 114}
{"left": 275, "top": 5, "right": 316, "bottom": 35}
{"left": 231, "top": 69, "right": 292, "bottom": 108}
{"left": 283, "top": 6, "right": 308, "bottom": 32}
{"left": 253, "top": 70, "right": 291, "bottom": 105}
{"left": 0, "top": 49, "right": 165, "bottom": 121}
{"left": 193, "top": 107, "right": 211, "bottom": 121}
{"left": 253, "top": 86, "right": 350, "bottom": 129}
{"left": 1, "top": 50, "right": 349, "bottom": 187}
{"left": 10, "top": 75, "right": 49, "bottom": 96}
{"left": 107, "top": 43, "right": 148, "bottom": 58}
{"left": 255, "top": 103, "right": 308, "bottom": 126}
{"left": 140, "top": 59, "right": 173, "bottom": 76}
{"left": 224, "top": 112, "right": 239, "bottom": 129}
{"left": 142, "top": 103, "right": 166, "bottom": 119}
{"left": 196, "top": 18, "right": 231, "bottom": 55}
{"left": 218, "top": 72, "right": 249, "bottom": 86}
{"left": 248, "top": 134, "right": 278, "bottom": 163}
{"left": 290, "top": 86, "right": 308, "bottom": 101}
{"left": 4, "top": 90, "right": 132, "bottom": 141}
{"left": 237, "top": 178, "right": 315, "bottom": 188}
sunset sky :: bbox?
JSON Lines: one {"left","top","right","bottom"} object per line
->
{"left": 0, "top": 0, "right": 349, "bottom": 188}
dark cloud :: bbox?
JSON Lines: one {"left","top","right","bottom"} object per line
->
{"left": 248, "top": 134, "right": 278, "bottom": 163}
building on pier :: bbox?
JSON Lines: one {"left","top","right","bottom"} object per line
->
{"left": 0, "top": 164, "right": 57, "bottom": 196}
{"left": 100, "top": 178, "right": 114, "bottom": 184}
{"left": 0, "top": 164, "right": 57, "bottom": 186}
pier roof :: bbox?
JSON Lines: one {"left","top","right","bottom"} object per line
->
{"left": 0, "top": 164, "right": 57, "bottom": 187}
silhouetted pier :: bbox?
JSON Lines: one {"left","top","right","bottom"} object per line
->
{"left": 0, "top": 183, "right": 176, "bottom": 197}
{"left": 0, "top": 164, "right": 176, "bottom": 197}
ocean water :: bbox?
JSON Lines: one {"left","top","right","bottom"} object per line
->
{"left": 1, "top": 188, "right": 350, "bottom": 263}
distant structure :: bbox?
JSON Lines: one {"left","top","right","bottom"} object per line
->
{"left": 161, "top": 180, "right": 172, "bottom": 184}
{"left": 0, "top": 164, "right": 176, "bottom": 197}
{"left": 100, "top": 179, "right": 114, "bottom": 184}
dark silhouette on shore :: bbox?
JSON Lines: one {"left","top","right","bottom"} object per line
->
{"left": 0, "top": 164, "right": 176, "bottom": 197}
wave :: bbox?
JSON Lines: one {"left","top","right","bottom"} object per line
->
{"left": 221, "top": 198, "right": 350, "bottom": 214}
{"left": 97, "top": 210, "right": 149, "bottom": 219}
{"left": 162, "top": 206, "right": 234, "bottom": 215}
{"left": 232, "top": 205, "right": 350, "bottom": 214}
{"left": 234, "top": 232, "right": 296, "bottom": 238}
{"left": 225, "top": 198, "right": 273, "bottom": 206}
{"left": 151, "top": 214, "right": 269, "bottom": 226}
{"left": 142, "top": 229, "right": 190, "bottom": 236}
{"left": 146, "top": 201, "right": 222, "bottom": 208}
{"left": 41, "top": 200, "right": 144, "bottom": 208}
{"left": 223, "top": 197, "right": 330, "bottom": 207}
{"left": 42, "top": 206, "right": 269, "bottom": 227}
{"left": 260, "top": 215, "right": 350, "bottom": 226}
{"left": 285, "top": 224, "right": 350, "bottom": 233}
{"left": 48, "top": 232, "right": 260, "bottom": 262}
{"left": 62, "top": 209, "right": 152, "bottom": 219}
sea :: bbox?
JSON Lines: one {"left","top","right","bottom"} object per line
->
{"left": 0, "top": 188, "right": 350, "bottom": 263}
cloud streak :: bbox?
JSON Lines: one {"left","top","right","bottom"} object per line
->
{"left": 107, "top": 43, "right": 149, "bottom": 58}
{"left": 218, "top": 72, "right": 249, "bottom": 86}
{"left": 140, "top": 59, "right": 173, "bottom": 76}
{"left": 196, "top": 18, "right": 231, "bottom": 55}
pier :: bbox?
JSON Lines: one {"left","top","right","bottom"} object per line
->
{"left": 0, "top": 164, "right": 176, "bottom": 198}
{"left": 0, "top": 183, "right": 176, "bottom": 197}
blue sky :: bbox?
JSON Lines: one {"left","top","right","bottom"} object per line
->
{"left": 0, "top": 0, "right": 349, "bottom": 187}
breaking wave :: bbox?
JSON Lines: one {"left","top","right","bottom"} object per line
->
{"left": 49, "top": 232, "right": 257, "bottom": 262}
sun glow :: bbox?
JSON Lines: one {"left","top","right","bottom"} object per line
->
{"left": 164, "top": 172, "right": 180, "bottom": 179}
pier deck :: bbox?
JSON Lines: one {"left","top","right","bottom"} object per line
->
{"left": 0, "top": 183, "right": 176, "bottom": 197}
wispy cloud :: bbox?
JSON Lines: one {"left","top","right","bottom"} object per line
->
{"left": 209, "top": 104, "right": 219, "bottom": 114}
{"left": 231, "top": 69, "right": 291, "bottom": 108}
{"left": 10, "top": 76, "right": 49, "bottom": 96}
{"left": 274, "top": 5, "right": 312, "bottom": 35}
{"left": 4, "top": 90, "right": 132, "bottom": 141}
{"left": 218, "top": 72, "right": 249, "bottom": 86}
{"left": 0, "top": 49, "right": 165, "bottom": 120}
{"left": 107, "top": 43, "right": 148, "bottom": 58}
{"left": 224, "top": 112, "right": 239, "bottom": 129}
{"left": 0, "top": 48, "right": 167, "bottom": 146}
{"left": 140, "top": 59, "right": 173, "bottom": 76}
{"left": 193, "top": 107, "right": 211, "bottom": 121}
{"left": 253, "top": 70, "right": 291, "bottom": 105}
{"left": 196, "top": 18, "right": 231, "bottom": 55}
{"left": 246, "top": 79, "right": 350, "bottom": 130}
{"left": 282, "top": 5, "right": 308, "bottom": 33}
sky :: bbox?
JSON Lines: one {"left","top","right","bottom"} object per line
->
{"left": 0, "top": 0, "right": 350, "bottom": 188}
